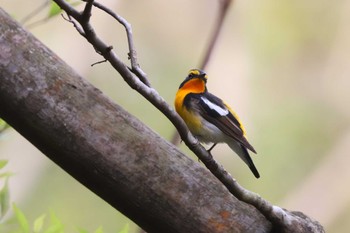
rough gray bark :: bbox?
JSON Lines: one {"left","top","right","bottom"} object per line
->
{"left": 0, "top": 8, "right": 273, "bottom": 233}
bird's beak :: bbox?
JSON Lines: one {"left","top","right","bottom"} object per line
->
{"left": 199, "top": 73, "right": 207, "bottom": 83}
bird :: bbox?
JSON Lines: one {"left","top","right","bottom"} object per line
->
{"left": 174, "top": 69, "right": 260, "bottom": 178}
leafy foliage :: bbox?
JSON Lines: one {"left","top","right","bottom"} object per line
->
{"left": 33, "top": 214, "right": 46, "bottom": 233}
{"left": 0, "top": 160, "right": 11, "bottom": 220}
{"left": 118, "top": 224, "right": 129, "bottom": 233}
{"left": 48, "top": 1, "right": 81, "bottom": 18}
{"left": 13, "top": 203, "right": 30, "bottom": 233}
{"left": 0, "top": 161, "right": 129, "bottom": 233}
{"left": 48, "top": 1, "right": 62, "bottom": 17}
{"left": 0, "top": 119, "right": 10, "bottom": 133}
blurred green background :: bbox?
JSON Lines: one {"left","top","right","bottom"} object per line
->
{"left": 1, "top": 0, "right": 350, "bottom": 232}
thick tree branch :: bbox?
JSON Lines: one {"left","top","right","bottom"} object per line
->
{"left": 0, "top": 8, "right": 271, "bottom": 233}
{"left": 0, "top": 3, "right": 324, "bottom": 232}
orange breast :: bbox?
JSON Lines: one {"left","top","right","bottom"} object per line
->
{"left": 174, "top": 78, "right": 205, "bottom": 134}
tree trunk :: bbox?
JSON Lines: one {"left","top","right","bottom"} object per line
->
{"left": 0, "top": 8, "right": 272, "bottom": 233}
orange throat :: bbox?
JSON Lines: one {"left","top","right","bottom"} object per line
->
{"left": 175, "top": 78, "right": 205, "bottom": 114}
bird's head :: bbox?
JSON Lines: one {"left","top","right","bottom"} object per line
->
{"left": 178, "top": 69, "right": 208, "bottom": 90}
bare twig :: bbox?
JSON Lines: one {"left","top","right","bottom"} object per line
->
{"left": 91, "top": 59, "right": 107, "bottom": 67}
{"left": 81, "top": 0, "right": 150, "bottom": 86}
{"left": 0, "top": 123, "right": 10, "bottom": 134}
{"left": 200, "top": 0, "right": 232, "bottom": 70}
{"left": 20, "top": 0, "right": 54, "bottom": 29}
{"left": 20, "top": 0, "right": 50, "bottom": 25}
{"left": 61, "top": 14, "right": 85, "bottom": 36}
{"left": 51, "top": 1, "right": 323, "bottom": 232}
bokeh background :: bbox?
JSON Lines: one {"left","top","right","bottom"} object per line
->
{"left": 1, "top": 0, "right": 350, "bottom": 232}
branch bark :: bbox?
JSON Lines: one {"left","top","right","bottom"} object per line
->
{"left": 0, "top": 8, "right": 271, "bottom": 233}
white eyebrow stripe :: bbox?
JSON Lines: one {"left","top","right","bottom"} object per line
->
{"left": 201, "top": 97, "right": 229, "bottom": 116}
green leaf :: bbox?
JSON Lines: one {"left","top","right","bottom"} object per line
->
{"left": 0, "top": 178, "right": 10, "bottom": 219}
{"left": 44, "top": 211, "right": 64, "bottom": 233}
{"left": 94, "top": 226, "right": 104, "bottom": 233}
{"left": 33, "top": 214, "right": 46, "bottom": 233}
{"left": 0, "top": 172, "right": 13, "bottom": 179}
{"left": 77, "top": 228, "right": 89, "bottom": 233}
{"left": 13, "top": 203, "right": 30, "bottom": 233}
{"left": 0, "top": 160, "right": 8, "bottom": 170}
{"left": 49, "top": 211, "right": 61, "bottom": 225}
{"left": 48, "top": 2, "right": 62, "bottom": 17}
{"left": 44, "top": 224, "right": 64, "bottom": 233}
{"left": 0, "top": 119, "right": 7, "bottom": 127}
{"left": 0, "top": 119, "right": 10, "bottom": 132}
{"left": 118, "top": 224, "right": 129, "bottom": 233}
{"left": 48, "top": 1, "right": 82, "bottom": 18}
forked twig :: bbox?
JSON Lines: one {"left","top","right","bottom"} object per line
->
{"left": 81, "top": 0, "right": 150, "bottom": 86}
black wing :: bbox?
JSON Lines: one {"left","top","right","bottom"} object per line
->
{"left": 187, "top": 92, "right": 256, "bottom": 153}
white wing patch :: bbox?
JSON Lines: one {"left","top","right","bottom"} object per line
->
{"left": 201, "top": 97, "right": 229, "bottom": 116}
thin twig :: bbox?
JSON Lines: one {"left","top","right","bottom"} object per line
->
{"left": 84, "top": 0, "right": 150, "bottom": 87}
{"left": 25, "top": 17, "right": 51, "bottom": 29}
{"left": 91, "top": 59, "right": 107, "bottom": 67}
{"left": 20, "top": 0, "right": 53, "bottom": 29}
{"left": 20, "top": 0, "right": 50, "bottom": 25}
{"left": 61, "top": 13, "right": 85, "bottom": 36}
{"left": 200, "top": 0, "right": 232, "bottom": 70}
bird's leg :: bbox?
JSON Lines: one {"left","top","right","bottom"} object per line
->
{"left": 197, "top": 143, "right": 217, "bottom": 163}
{"left": 207, "top": 143, "right": 217, "bottom": 154}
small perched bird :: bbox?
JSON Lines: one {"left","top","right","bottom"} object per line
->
{"left": 175, "top": 69, "right": 260, "bottom": 178}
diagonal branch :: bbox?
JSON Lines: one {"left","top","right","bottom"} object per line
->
{"left": 81, "top": 0, "right": 93, "bottom": 22}
{"left": 200, "top": 0, "right": 233, "bottom": 70}
{"left": 45, "top": 1, "right": 324, "bottom": 232}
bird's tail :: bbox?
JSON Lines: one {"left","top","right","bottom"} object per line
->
{"left": 227, "top": 141, "right": 260, "bottom": 178}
